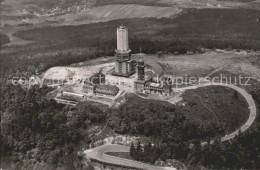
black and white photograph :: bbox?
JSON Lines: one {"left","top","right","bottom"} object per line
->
{"left": 0, "top": 0, "right": 260, "bottom": 169}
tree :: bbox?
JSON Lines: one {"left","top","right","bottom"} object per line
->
{"left": 129, "top": 142, "right": 135, "bottom": 158}
{"left": 135, "top": 142, "right": 142, "bottom": 161}
{"left": 143, "top": 143, "right": 152, "bottom": 163}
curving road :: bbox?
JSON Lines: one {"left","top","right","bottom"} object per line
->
{"left": 84, "top": 144, "right": 167, "bottom": 170}
{"left": 85, "top": 82, "right": 257, "bottom": 169}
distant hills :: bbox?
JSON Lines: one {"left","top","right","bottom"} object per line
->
{"left": 1, "top": 0, "right": 260, "bottom": 27}
{"left": 1, "top": 0, "right": 259, "bottom": 46}
{"left": 0, "top": 0, "right": 96, "bottom": 26}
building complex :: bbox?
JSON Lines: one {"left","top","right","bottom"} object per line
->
{"left": 83, "top": 25, "right": 172, "bottom": 97}
{"left": 53, "top": 25, "right": 173, "bottom": 105}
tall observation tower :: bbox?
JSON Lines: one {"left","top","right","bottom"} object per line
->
{"left": 113, "top": 25, "right": 135, "bottom": 77}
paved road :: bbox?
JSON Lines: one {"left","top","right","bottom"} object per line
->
{"left": 84, "top": 144, "right": 167, "bottom": 170}
{"left": 85, "top": 82, "right": 256, "bottom": 169}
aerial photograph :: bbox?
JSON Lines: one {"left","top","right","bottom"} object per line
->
{"left": 0, "top": 0, "right": 260, "bottom": 170}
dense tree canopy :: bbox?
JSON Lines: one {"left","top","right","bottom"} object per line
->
{"left": 0, "top": 84, "right": 103, "bottom": 169}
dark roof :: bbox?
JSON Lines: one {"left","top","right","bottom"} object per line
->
{"left": 95, "top": 84, "right": 119, "bottom": 92}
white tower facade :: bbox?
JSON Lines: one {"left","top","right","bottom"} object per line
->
{"left": 117, "top": 26, "right": 129, "bottom": 52}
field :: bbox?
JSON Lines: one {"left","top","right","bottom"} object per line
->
{"left": 77, "top": 4, "right": 179, "bottom": 21}
{"left": 96, "top": 0, "right": 260, "bottom": 8}
{"left": 96, "top": 0, "right": 172, "bottom": 6}
{"left": 157, "top": 51, "right": 260, "bottom": 81}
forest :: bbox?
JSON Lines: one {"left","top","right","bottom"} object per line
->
{"left": 0, "top": 83, "right": 104, "bottom": 169}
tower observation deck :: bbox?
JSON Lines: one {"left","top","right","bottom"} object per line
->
{"left": 113, "top": 25, "right": 135, "bottom": 77}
